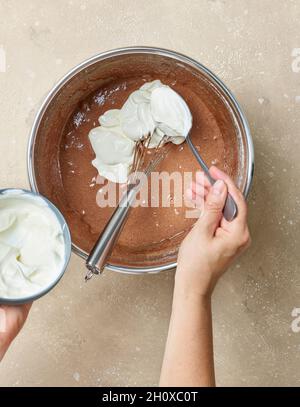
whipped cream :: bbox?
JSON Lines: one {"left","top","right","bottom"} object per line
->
{"left": 0, "top": 190, "right": 66, "bottom": 300}
{"left": 89, "top": 80, "right": 192, "bottom": 183}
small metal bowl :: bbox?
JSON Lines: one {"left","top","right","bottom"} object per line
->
{"left": 0, "top": 189, "right": 71, "bottom": 305}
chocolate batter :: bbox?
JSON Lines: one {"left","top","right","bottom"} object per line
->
{"left": 33, "top": 53, "right": 244, "bottom": 269}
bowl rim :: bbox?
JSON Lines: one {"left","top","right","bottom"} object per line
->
{"left": 0, "top": 188, "right": 72, "bottom": 304}
{"left": 27, "top": 46, "right": 254, "bottom": 274}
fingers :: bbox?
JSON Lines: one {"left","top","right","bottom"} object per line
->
{"left": 186, "top": 166, "right": 248, "bottom": 241}
{"left": 209, "top": 166, "right": 251, "bottom": 251}
{"left": 195, "top": 171, "right": 211, "bottom": 189}
{"left": 188, "top": 181, "right": 207, "bottom": 200}
{"left": 185, "top": 172, "right": 208, "bottom": 208}
{"left": 197, "top": 179, "right": 228, "bottom": 236}
{"left": 209, "top": 166, "right": 247, "bottom": 222}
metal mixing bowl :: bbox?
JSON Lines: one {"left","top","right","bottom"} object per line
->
{"left": 27, "top": 46, "right": 254, "bottom": 275}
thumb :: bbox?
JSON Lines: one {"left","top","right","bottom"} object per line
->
{"left": 199, "top": 179, "right": 227, "bottom": 236}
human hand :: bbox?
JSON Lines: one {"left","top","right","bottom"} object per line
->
{"left": 0, "top": 303, "right": 32, "bottom": 361}
{"left": 175, "top": 166, "right": 251, "bottom": 298}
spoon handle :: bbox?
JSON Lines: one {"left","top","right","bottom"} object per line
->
{"left": 186, "top": 135, "right": 238, "bottom": 221}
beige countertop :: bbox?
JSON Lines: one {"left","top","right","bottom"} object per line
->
{"left": 0, "top": 0, "right": 300, "bottom": 386}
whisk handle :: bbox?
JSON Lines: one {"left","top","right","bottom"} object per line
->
{"left": 85, "top": 183, "right": 139, "bottom": 277}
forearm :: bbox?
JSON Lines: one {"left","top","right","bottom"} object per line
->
{"left": 160, "top": 286, "right": 215, "bottom": 387}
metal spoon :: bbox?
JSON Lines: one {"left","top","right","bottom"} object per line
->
{"left": 186, "top": 131, "right": 237, "bottom": 221}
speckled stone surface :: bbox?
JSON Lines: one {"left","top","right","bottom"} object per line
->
{"left": 0, "top": 0, "right": 300, "bottom": 387}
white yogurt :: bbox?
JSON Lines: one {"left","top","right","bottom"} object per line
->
{"left": 89, "top": 80, "right": 192, "bottom": 183}
{"left": 0, "top": 190, "right": 66, "bottom": 300}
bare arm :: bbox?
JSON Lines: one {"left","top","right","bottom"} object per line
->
{"left": 161, "top": 293, "right": 215, "bottom": 386}
{"left": 160, "top": 166, "right": 250, "bottom": 386}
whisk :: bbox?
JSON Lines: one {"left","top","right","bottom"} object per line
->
{"left": 85, "top": 133, "right": 170, "bottom": 280}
